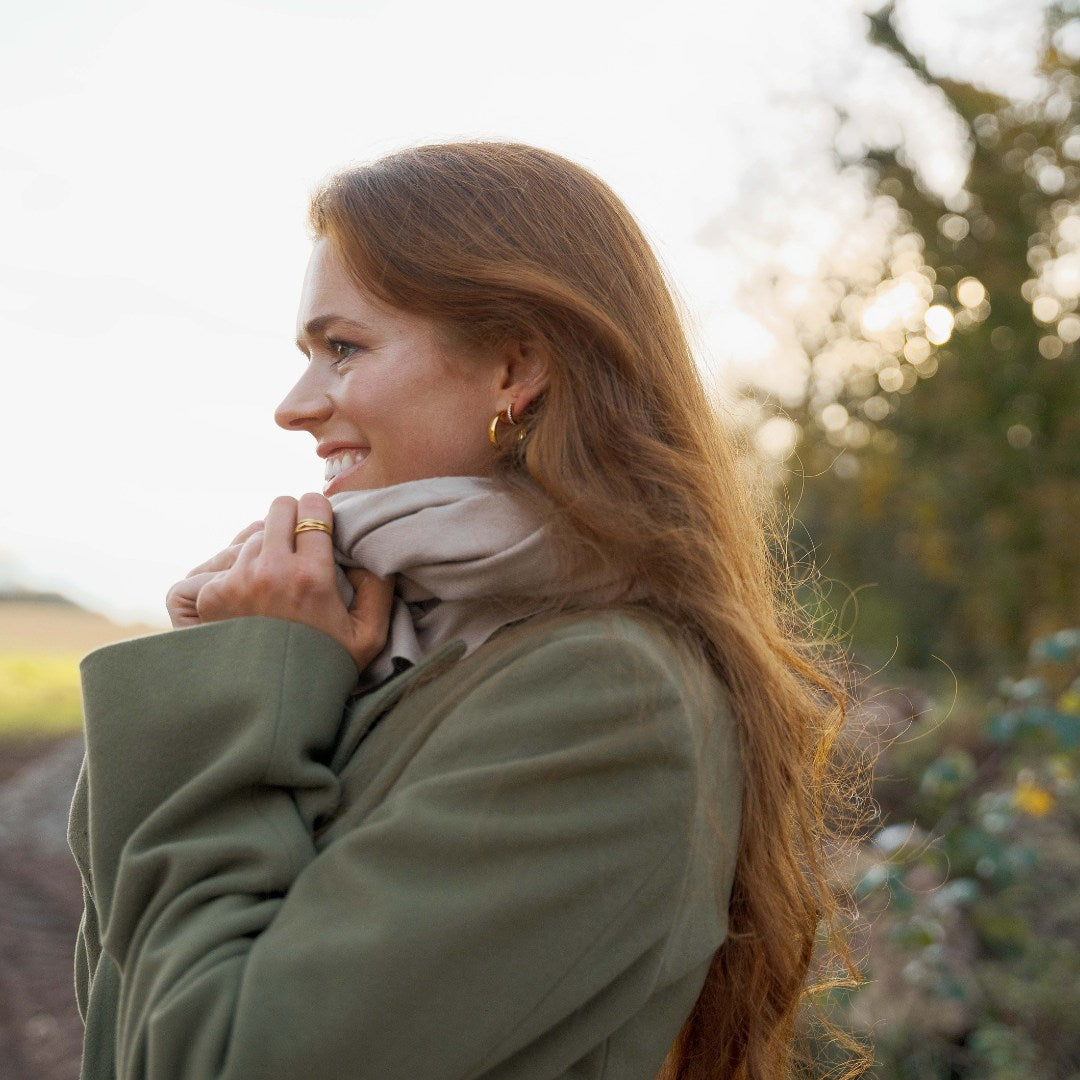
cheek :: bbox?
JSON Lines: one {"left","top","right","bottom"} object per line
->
{"left": 413, "top": 364, "right": 491, "bottom": 431}
{"left": 410, "top": 395, "right": 495, "bottom": 473}
{"left": 332, "top": 372, "right": 382, "bottom": 423}
{"left": 414, "top": 407, "right": 482, "bottom": 455}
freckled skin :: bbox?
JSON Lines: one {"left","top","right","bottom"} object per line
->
{"left": 278, "top": 239, "right": 508, "bottom": 493}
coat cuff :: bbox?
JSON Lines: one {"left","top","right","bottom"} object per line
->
{"left": 81, "top": 617, "right": 358, "bottom": 937}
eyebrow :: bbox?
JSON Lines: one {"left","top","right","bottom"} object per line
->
{"left": 295, "top": 315, "right": 373, "bottom": 352}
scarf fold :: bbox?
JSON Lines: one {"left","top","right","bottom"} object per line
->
{"left": 328, "top": 476, "right": 566, "bottom": 690}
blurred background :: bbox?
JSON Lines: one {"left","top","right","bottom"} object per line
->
{"left": 3, "top": 0, "right": 1079, "bottom": 1077}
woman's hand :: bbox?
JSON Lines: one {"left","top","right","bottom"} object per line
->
{"left": 166, "top": 519, "right": 265, "bottom": 628}
{"left": 168, "top": 494, "right": 394, "bottom": 673}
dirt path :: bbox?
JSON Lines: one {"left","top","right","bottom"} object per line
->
{"left": 0, "top": 737, "right": 85, "bottom": 1080}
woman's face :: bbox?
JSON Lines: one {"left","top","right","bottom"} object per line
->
{"left": 278, "top": 239, "right": 507, "bottom": 494}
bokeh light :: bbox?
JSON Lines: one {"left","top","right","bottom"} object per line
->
{"left": 956, "top": 277, "right": 987, "bottom": 307}
{"left": 924, "top": 304, "right": 956, "bottom": 344}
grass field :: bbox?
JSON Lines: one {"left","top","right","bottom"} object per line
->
{"left": 0, "top": 600, "right": 161, "bottom": 736}
{"left": 0, "top": 654, "right": 84, "bottom": 734}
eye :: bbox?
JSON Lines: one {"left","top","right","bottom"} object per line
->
{"left": 327, "top": 339, "right": 360, "bottom": 365}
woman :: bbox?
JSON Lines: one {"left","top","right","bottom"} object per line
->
{"left": 69, "top": 142, "right": 858, "bottom": 1080}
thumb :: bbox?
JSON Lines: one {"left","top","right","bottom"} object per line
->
{"left": 343, "top": 569, "right": 395, "bottom": 669}
{"left": 344, "top": 567, "right": 395, "bottom": 613}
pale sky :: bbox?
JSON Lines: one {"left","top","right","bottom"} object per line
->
{"left": 1, "top": 0, "right": 1051, "bottom": 625}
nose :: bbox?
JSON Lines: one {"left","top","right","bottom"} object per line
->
{"left": 275, "top": 365, "right": 332, "bottom": 432}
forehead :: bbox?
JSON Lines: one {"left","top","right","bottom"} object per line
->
{"left": 294, "top": 238, "right": 461, "bottom": 362}
{"left": 296, "top": 239, "right": 373, "bottom": 326}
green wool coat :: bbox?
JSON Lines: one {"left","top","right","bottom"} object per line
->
{"left": 68, "top": 610, "right": 742, "bottom": 1080}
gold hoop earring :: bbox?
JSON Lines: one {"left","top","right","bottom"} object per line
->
{"left": 488, "top": 409, "right": 507, "bottom": 447}
{"left": 488, "top": 405, "right": 520, "bottom": 447}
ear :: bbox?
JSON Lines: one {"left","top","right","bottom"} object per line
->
{"left": 495, "top": 339, "right": 549, "bottom": 415}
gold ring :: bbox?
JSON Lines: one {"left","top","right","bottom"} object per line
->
{"left": 294, "top": 518, "right": 333, "bottom": 537}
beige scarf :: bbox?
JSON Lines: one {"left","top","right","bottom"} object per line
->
{"left": 329, "top": 476, "right": 567, "bottom": 689}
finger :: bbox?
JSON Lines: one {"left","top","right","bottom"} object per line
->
{"left": 260, "top": 495, "right": 300, "bottom": 555}
{"left": 294, "top": 492, "right": 335, "bottom": 558}
{"left": 172, "top": 570, "right": 219, "bottom": 599}
{"left": 187, "top": 539, "right": 255, "bottom": 576}
{"left": 231, "top": 528, "right": 265, "bottom": 566}
{"left": 187, "top": 521, "right": 266, "bottom": 574}
{"left": 229, "top": 520, "right": 265, "bottom": 546}
{"left": 166, "top": 571, "right": 219, "bottom": 626}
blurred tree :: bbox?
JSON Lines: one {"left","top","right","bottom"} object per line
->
{"left": 781, "top": 2, "right": 1080, "bottom": 676}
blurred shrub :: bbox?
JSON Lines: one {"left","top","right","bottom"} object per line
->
{"left": 852, "top": 629, "right": 1080, "bottom": 1078}
{"left": 0, "top": 654, "right": 84, "bottom": 734}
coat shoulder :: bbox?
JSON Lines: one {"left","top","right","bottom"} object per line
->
{"left": 474, "top": 607, "right": 723, "bottom": 702}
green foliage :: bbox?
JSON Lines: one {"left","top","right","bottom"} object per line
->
{"left": 782, "top": 2, "right": 1080, "bottom": 677}
{"left": 0, "top": 653, "right": 84, "bottom": 734}
{"left": 852, "top": 630, "right": 1080, "bottom": 1078}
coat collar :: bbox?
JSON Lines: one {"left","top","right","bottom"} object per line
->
{"left": 328, "top": 639, "right": 467, "bottom": 775}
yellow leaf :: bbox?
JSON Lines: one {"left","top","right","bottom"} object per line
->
{"left": 1058, "top": 690, "right": 1080, "bottom": 717}
{"left": 1013, "top": 781, "right": 1055, "bottom": 817}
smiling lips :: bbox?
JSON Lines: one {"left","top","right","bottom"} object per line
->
{"left": 323, "top": 448, "right": 369, "bottom": 487}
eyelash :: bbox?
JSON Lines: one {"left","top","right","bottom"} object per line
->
{"left": 326, "top": 339, "right": 360, "bottom": 365}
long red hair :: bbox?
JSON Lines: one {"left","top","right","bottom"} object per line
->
{"left": 308, "top": 141, "right": 865, "bottom": 1079}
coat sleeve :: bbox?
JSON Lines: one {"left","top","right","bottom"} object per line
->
{"left": 78, "top": 614, "right": 730, "bottom": 1080}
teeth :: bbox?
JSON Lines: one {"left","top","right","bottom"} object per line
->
{"left": 323, "top": 449, "right": 365, "bottom": 482}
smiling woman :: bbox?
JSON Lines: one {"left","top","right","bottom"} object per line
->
{"left": 67, "top": 142, "right": 864, "bottom": 1080}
